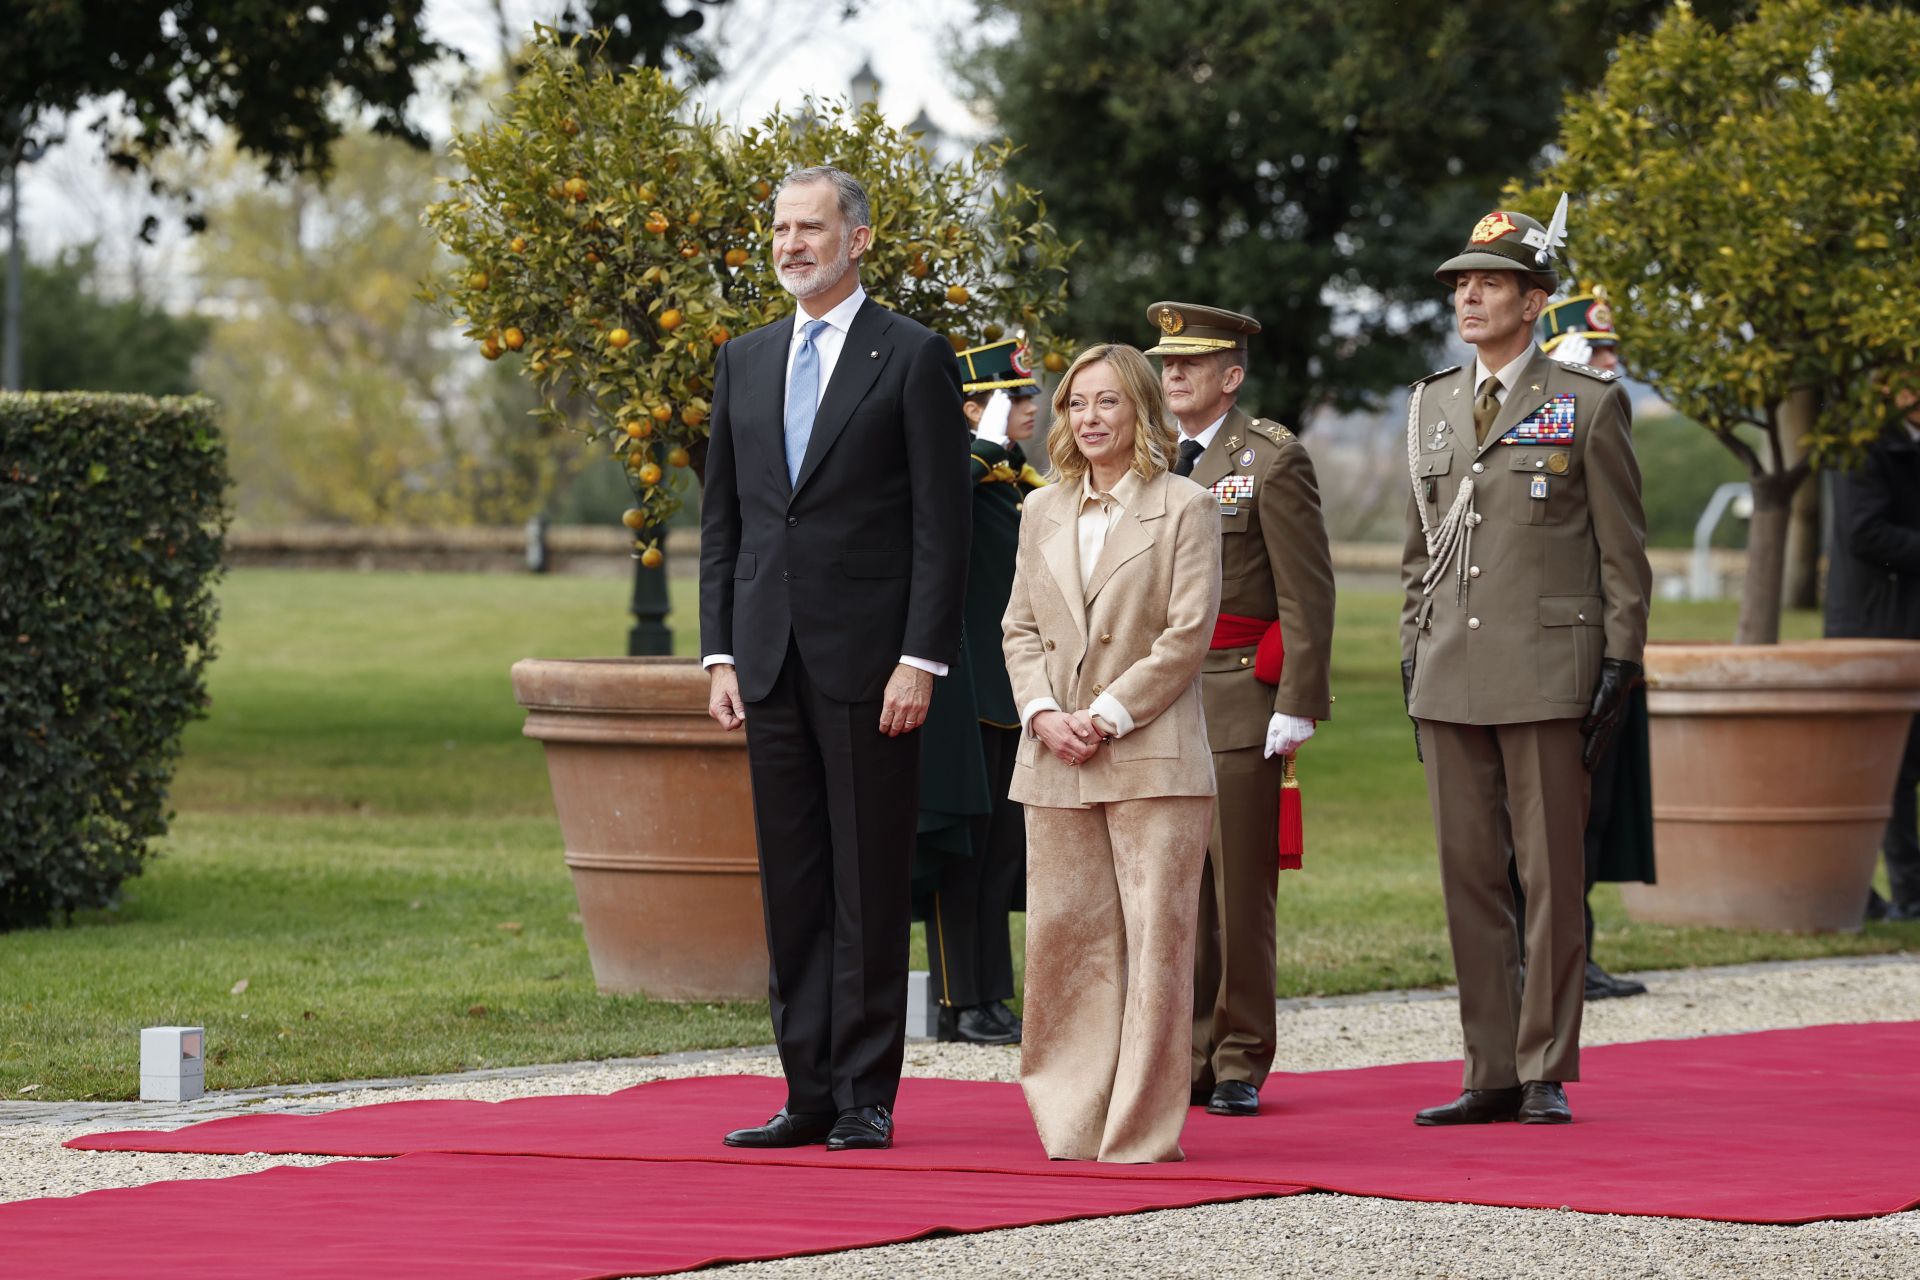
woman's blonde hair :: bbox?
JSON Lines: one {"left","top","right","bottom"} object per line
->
{"left": 1044, "top": 343, "right": 1180, "bottom": 485}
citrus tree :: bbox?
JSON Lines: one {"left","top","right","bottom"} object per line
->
{"left": 1517, "top": 0, "right": 1920, "bottom": 644}
{"left": 422, "top": 30, "right": 1075, "bottom": 563}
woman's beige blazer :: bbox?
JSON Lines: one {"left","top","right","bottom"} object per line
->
{"left": 1002, "top": 469, "right": 1222, "bottom": 808}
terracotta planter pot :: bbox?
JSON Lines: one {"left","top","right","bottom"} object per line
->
{"left": 1621, "top": 639, "right": 1920, "bottom": 933}
{"left": 512, "top": 656, "right": 767, "bottom": 999}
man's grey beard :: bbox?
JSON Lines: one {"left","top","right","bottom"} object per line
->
{"left": 778, "top": 234, "right": 852, "bottom": 300}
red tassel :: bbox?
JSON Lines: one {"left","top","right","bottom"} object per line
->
{"left": 1278, "top": 755, "right": 1304, "bottom": 870}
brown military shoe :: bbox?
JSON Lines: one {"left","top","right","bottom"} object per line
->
{"left": 1518, "top": 1081, "right": 1572, "bottom": 1124}
{"left": 1413, "top": 1087, "right": 1523, "bottom": 1126}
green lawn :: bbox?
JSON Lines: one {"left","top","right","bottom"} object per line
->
{"left": 1, "top": 569, "right": 1911, "bottom": 1099}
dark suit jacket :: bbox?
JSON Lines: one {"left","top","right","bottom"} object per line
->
{"left": 1825, "top": 426, "right": 1920, "bottom": 641}
{"left": 699, "top": 296, "right": 972, "bottom": 703}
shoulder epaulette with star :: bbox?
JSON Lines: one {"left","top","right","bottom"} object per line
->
{"left": 1557, "top": 361, "right": 1621, "bottom": 383}
{"left": 1411, "top": 365, "right": 1461, "bottom": 387}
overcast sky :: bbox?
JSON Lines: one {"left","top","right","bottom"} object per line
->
{"left": 11, "top": 0, "right": 993, "bottom": 301}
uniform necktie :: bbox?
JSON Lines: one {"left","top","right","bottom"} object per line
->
{"left": 1472, "top": 375, "right": 1502, "bottom": 445}
{"left": 785, "top": 318, "right": 830, "bottom": 485}
{"left": 1174, "top": 437, "right": 1204, "bottom": 478}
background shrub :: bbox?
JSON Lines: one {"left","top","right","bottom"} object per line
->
{"left": 0, "top": 393, "right": 230, "bottom": 930}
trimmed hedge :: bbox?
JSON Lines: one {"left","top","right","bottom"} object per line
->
{"left": 1, "top": 394, "right": 229, "bottom": 929}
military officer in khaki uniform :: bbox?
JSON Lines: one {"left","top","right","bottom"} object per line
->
{"left": 1145, "top": 302, "right": 1335, "bottom": 1118}
{"left": 1400, "top": 207, "right": 1651, "bottom": 1126}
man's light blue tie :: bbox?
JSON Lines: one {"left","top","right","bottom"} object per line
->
{"left": 785, "top": 319, "right": 829, "bottom": 486}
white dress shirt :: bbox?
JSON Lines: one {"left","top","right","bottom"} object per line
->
{"left": 1019, "top": 469, "right": 1140, "bottom": 739}
{"left": 1182, "top": 411, "right": 1229, "bottom": 452}
{"left": 702, "top": 284, "right": 946, "bottom": 678}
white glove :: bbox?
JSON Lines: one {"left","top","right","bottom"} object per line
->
{"left": 1549, "top": 332, "right": 1593, "bottom": 366}
{"left": 975, "top": 390, "right": 1012, "bottom": 445}
{"left": 1265, "top": 713, "right": 1316, "bottom": 760}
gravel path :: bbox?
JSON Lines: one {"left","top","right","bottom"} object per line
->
{"left": 5, "top": 952, "right": 1917, "bottom": 1278}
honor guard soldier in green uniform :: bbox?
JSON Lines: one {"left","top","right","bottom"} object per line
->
{"left": 1145, "top": 302, "right": 1336, "bottom": 1118}
{"left": 912, "top": 337, "right": 1046, "bottom": 1044}
{"left": 1401, "top": 204, "right": 1651, "bottom": 1127}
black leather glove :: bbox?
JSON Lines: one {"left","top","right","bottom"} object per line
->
{"left": 1401, "top": 658, "right": 1422, "bottom": 763}
{"left": 1580, "top": 658, "right": 1641, "bottom": 772}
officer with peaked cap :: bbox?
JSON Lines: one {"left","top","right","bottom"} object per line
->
{"left": 913, "top": 337, "right": 1047, "bottom": 1044}
{"left": 1144, "top": 301, "right": 1335, "bottom": 1118}
{"left": 1400, "top": 207, "right": 1651, "bottom": 1126}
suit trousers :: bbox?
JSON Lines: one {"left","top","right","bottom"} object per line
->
{"left": 1419, "top": 718, "right": 1590, "bottom": 1088}
{"left": 1191, "top": 744, "right": 1282, "bottom": 1091}
{"left": 745, "top": 637, "right": 919, "bottom": 1115}
{"left": 1507, "top": 720, "right": 1622, "bottom": 957}
{"left": 926, "top": 724, "right": 1024, "bottom": 1009}
{"left": 1021, "top": 794, "right": 1212, "bottom": 1163}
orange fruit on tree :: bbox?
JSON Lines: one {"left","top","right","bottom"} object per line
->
{"left": 946, "top": 332, "right": 966, "bottom": 352}
{"left": 724, "top": 248, "right": 750, "bottom": 269}
{"left": 645, "top": 211, "right": 670, "bottom": 235}
{"left": 623, "top": 419, "right": 649, "bottom": 439}
{"left": 635, "top": 461, "right": 663, "bottom": 486}
{"left": 621, "top": 507, "right": 647, "bottom": 530}
{"left": 632, "top": 183, "right": 655, "bottom": 204}
{"left": 469, "top": 270, "right": 489, "bottom": 290}
{"left": 908, "top": 254, "right": 930, "bottom": 279}
{"left": 753, "top": 180, "right": 772, "bottom": 200}
{"left": 651, "top": 403, "right": 672, "bottom": 422}
{"left": 984, "top": 323, "right": 1004, "bottom": 342}
{"left": 607, "top": 328, "right": 632, "bottom": 348}
{"left": 1043, "top": 351, "right": 1068, "bottom": 373}
{"left": 945, "top": 284, "right": 970, "bottom": 305}
{"left": 642, "top": 266, "right": 665, "bottom": 286}
{"left": 585, "top": 250, "right": 601, "bottom": 264}
{"left": 658, "top": 308, "right": 684, "bottom": 331}
{"left": 560, "top": 117, "right": 579, "bottom": 136}
{"left": 502, "top": 327, "right": 525, "bottom": 350}
{"left": 564, "top": 177, "right": 589, "bottom": 202}
{"left": 707, "top": 325, "right": 731, "bottom": 346}
{"left": 679, "top": 242, "right": 701, "bottom": 259}
{"left": 639, "top": 546, "right": 665, "bottom": 569}
{"left": 510, "top": 236, "right": 528, "bottom": 254}
{"left": 481, "top": 337, "right": 503, "bottom": 361}
{"left": 667, "top": 444, "right": 692, "bottom": 465}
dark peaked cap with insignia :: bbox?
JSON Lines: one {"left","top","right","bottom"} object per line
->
{"left": 956, "top": 337, "right": 1042, "bottom": 396}
{"left": 1143, "top": 301, "right": 1260, "bottom": 356}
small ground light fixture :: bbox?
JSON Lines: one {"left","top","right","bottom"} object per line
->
{"left": 140, "top": 1026, "right": 206, "bottom": 1102}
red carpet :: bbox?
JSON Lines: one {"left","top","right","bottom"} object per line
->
{"left": 2, "top": 1153, "right": 1290, "bottom": 1279}
{"left": 68, "top": 1022, "right": 1920, "bottom": 1223}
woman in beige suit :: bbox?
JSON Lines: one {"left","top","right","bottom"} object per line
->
{"left": 1002, "top": 343, "right": 1221, "bottom": 1163}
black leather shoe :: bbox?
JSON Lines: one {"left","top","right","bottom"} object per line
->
{"left": 938, "top": 1004, "right": 1018, "bottom": 1045}
{"left": 985, "top": 1001, "right": 1023, "bottom": 1041}
{"left": 722, "top": 1107, "right": 834, "bottom": 1148}
{"left": 825, "top": 1105, "right": 892, "bottom": 1151}
{"left": 1518, "top": 1080, "right": 1571, "bottom": 1124}
{"left": 1206, "top": 1080, "right": 1260, "bottom": 1116}
{"left": 1585, "top": 960, "right": 1648, "bottom": 1000}
{"left": 1413, "top": 1087, "right": 1523, "bottom": 1126}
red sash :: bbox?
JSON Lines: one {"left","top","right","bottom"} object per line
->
{"left": 1209, "top": 613, "right": 1285, "bottom": 686}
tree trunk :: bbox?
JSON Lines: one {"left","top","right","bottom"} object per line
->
{"left": 1779, "top": 388, "right": 1822, "bottom": 610}
{"left": 1737, "top": 471, "right": 1801, "bottom": 645}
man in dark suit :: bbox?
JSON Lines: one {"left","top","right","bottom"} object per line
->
{"left": 1825, "top": 382, "right": 1920, "bottom": 920}
{"left": 699, "top": 165, "right": 972, "bottom": 1152}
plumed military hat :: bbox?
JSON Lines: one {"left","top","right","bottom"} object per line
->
{"left": 1142, "top": 301, "right": 1260, "bottom": 357}
{"left": 956, "top": 337, "right": 1041, "bottom": 396}
{"left": 1539, "top": 288, "right": 1618, "bottom": 355}
{"left": 1434, "top": 206, "right": 1562, "bottom": 293}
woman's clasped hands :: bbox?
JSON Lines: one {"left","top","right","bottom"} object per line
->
{"left": 1033, "top": 710, "right": 1114, "bottom": 767}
